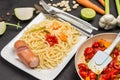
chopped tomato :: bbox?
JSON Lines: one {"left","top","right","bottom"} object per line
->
{"left": 45, "top": 33, "right": 58, "bottom": 46}
{"left": 103, "top": 68, "right": 119, "bottom": 79}
{"left": 108, "top": 59, "right": 116, "bottom": 68}
{"left": 78, "top": 63, "right": 96, "bottom": 79}
{"left": 99, "top": 74, "right": 109, "bottom": 80}
{"left": 102, "top": 59, "right": 116, "bottom": 73}
{"left": 110, "top": 69, "right": 119, "bottom": 79}
{"left": 102, "top": 67, "right": 113, "bottom": 74}
{"left": 84, "top": 47, "right": 95, "bottom": 56}
{"left": 92, "top": 42, "right": 100, "bottom": 48}
{"left": 78, "top": 63, "right": 88, "bottom": 70}
{"left": 94, "top": 47, "right": 105, "bottom": 52}
{"left": 114, "top": 58, "right": 120, "bottom": 70}
{"left": 87, "top": 71, "right": 97, "bottom": 79}
{"left": 117, "top": 55, "right": 120, "bottom": 61}
{"left": 78, "top": 63, "right": 89, "bottom": 79}
{"left": 84, "top": 47, "right": 95, "bottom": 62}
{"left": 85, "top": 53, "right": 94, "bottom": 62}
{"left": 112, "top": 48, "right": 119, "bottom": 58}
{"left": 79, "top": 69, "right": 88, "bottom": 79}
{"left": 101, "top": 59, "right": 120, "bottom": 79}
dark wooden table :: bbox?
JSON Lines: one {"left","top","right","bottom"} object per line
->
{"left": 0, "top": 0, "right": 119, "bottom": 80}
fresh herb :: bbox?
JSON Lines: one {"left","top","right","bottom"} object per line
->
{"left": 6, "top": 22, "right": 22, "bottom": 30}
{"left": 0, "top": 21, "right": 22, "bottom": 35}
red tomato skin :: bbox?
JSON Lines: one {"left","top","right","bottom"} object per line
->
{"left": 102, "top": 59, "right": 115, "bottom": 74}
{"left": 110, "top": 69, "right": 119, "bottom": 79}
{"left": 112, "top": 48, "right": 119, "bottom": 58}
{"left": 99, "top": 74, "right": 109, "bottom": 80}
{"left": 92, "top": 42, "right": 100, "bottom": 48}
{"left": 108, "top": 59, "right": 116, "bottom": 68}
{"left": 78, "top": 63, "right": 97, "bottom": 79}
{"left": 114, "top": 64, "right": 120, "bottom": 70}
{"left": 88, "top": 71, "right": 97, "bottom": 79}
{"left": 45, "top": 33, "right": 58, "bottom": 46}
{"left": 85, "top": 53, "right": 94, "bottom": 62}
{"left": 78, "top": 63, "right": 90, "bottom": 79}
{"left": 84, "top": 47, "right": 95, "bottom": 56}
{"left": 94, "top": 47, "right": 105, "bottom": 53}
{"left": 84, "top": 47, "right": 95, "bottom": 62}
{"left": 102, "top": 67, "right": 112, "bottom": 74}
{"left": 113, "top": 58, "right": 120, "bottom": 70}
{"left": 78, "top": 63, "right": 89, "bottom": 71}
{"left": 79, "top": 69, "right": 88, "bottom": 79}
{"left": 90, "top": 79, "right": 96, "bottom": 80}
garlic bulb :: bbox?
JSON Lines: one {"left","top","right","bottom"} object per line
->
{"left": 115, "top": 0, "right": 120, "bottom": 27}
{"left": 99, "top": 14, "right": 117, "bottom": 30}
{"left": 117, "top": 15, "right": 120, "bottom": 27}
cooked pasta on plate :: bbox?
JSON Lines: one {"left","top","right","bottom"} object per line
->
{"left": 20, "top": 19, "right": 81, "bottom": 69}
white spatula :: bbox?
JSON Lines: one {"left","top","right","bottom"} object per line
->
{"left": 88, "top": 32, "right": 120, "bottom": 74}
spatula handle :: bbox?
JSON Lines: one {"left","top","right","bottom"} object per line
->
{"left": 104, "top": 32, "right": 120, "bottom": 55}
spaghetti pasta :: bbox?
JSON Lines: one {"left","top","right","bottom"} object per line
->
{"left": 20, "top": 19, "right": 81, "bottom": 69}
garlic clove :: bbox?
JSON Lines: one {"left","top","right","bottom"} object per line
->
{"left": 117, "top": 15, "right": 120, "bottom": 27}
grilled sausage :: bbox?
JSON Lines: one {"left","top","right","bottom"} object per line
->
{"left": 14, "top": 40, "right": 39, "bottom": 68}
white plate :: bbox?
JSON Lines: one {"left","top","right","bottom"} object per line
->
{"left": 1, "top": 12, "right": 87, "bottom": 80}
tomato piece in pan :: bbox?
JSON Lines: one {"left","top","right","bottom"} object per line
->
{"left": 78, "top": 63, "right": 97, "bottom": 79}
{"left": 114, "top": 55, "right": 120, "bottom": 70}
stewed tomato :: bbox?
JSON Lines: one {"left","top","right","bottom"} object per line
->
{"left": 87, "top": 71, "right": 96, "bottom": 79}
{"left": 99, "top": 74, "right": 109, "bottom": 80}
{"left": 84, "top": 47, "right": 95, "bottom": 62}
{"left": 78, "top": 63, "right": 88, "bottom": 70}
{"left": 114, "top": 55, "right": 120, "bottom": 70}
{"left": 84, "top": 47, "right": 95, "bottom": 56}
{"left": 78, "top": 39, "right": 120, "bottom": 80}
{"left": 112, "top": 48, "right": 119, "bottom": 58}
{"left": 79, "top": 69, "right": 88, "bottom": 79}
{"left": 78, "top": 63, "right": 89, "bottom": 79}
{"left": 92, "top": 41, "right": 100, "bottom": 48}
{"left": 94, "top": 47, "right": 105, "bottom": 52}
{"left": 78, "top": 63, "right": 97, "bottom": 79}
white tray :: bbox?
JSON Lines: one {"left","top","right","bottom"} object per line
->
{"left": 1, "top": 12, "right": 87, "bottom": 80}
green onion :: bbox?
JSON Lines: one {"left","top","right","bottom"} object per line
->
{"left": 115, "top": 0, "right": 120, "bottom": 15}
{"left": 105, "top": 0, "right": 110, "bottom": 14}
{"left": 6, "top": 22, "right": 22, "bottom": 30}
